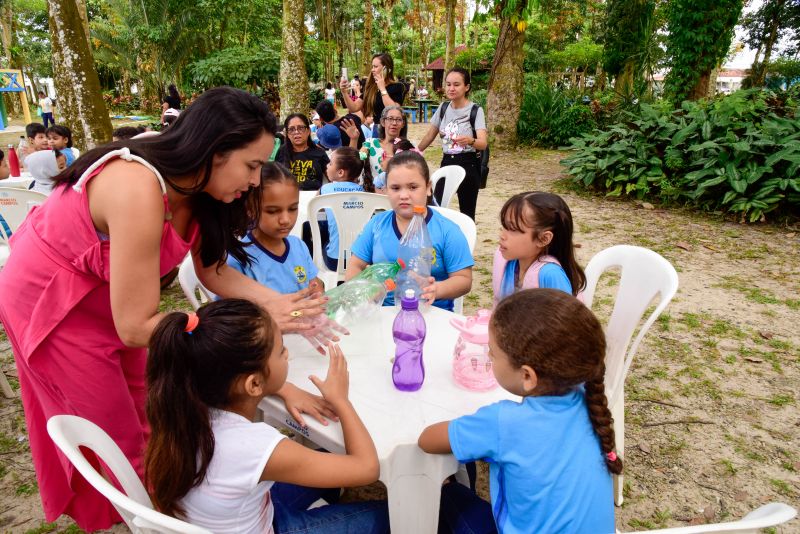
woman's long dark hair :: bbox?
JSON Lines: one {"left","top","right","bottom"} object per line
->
{"left": 54, "top": 87, "right": 277, "bottom": 268}
{"left": 145, "top": 299, "right": 276, "bottom": 517}
{"left": 500, "top": 191, "right": 586, "bottom": 295}
{"left": 168, "top": 84, "right": 181, "bottom": 106}
{"left": 362, "top": 53, "right": 395, "bottom": 119}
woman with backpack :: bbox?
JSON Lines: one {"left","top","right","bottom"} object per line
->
{"left": 418, "top": 67, "right": 488, "bottom": 221}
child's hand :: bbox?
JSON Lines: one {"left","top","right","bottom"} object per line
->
{"left": 277, "top": 383, "right": 340, "bottom": 427}
{"left": 300, "top": 315, "right": 350, "bottom": 355}
{"left": 421, "top": 276, "right": 437, "bottom": 305}
{"left": 309, "top": 344, "right": 350, "bottom": 407}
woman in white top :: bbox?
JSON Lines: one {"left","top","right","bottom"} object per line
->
{"left": 146, "top": 299, "right": 389, "bottom": 534}
{"left": 418, "top": 67, "right": 488, "bottom": 220}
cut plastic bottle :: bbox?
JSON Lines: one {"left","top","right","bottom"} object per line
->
{"left": 325, "top": 277, "right": 396, "bottom": 327}
{"left": 396, "top": 205, "right": 433, "bottom": 310}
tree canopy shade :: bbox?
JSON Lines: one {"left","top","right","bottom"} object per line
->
{"left": 664, "top": 0, "right": 743, "bottom": 102}
{"left": 741, "top": 0, "right": 800, "bottom": 87}
{"left": 603, "top": 0, "right": 655, "bottom": 97}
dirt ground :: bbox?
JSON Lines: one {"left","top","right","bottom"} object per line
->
{"left": 0, "top": 122, "right": 798, "bottom": 532}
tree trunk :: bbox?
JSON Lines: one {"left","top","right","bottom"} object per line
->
{"left": 754, "top": 2, "right": 784, "bottom": 86}
{"left": 614, "top": 59, "right": 635, "bottom": 97}
{"left": 688, "top": 70, "right": 712, "bottom": 100}
{"left": 486, "top": 7, "right": 526, "bottom": 148}
{"left": 48, "top": 0, "right": 112, "bottom": 149}
{"left": 707, "top": 65, "right": 719, "bottom": 97}
{"left": 361, "top": 0, "right": 373, "bottom": 77}
{"left": 279, "top": 0, "right": 309, "bottom": 118}
{"left": 444, "top": 0, "right": 457, "bottom": 71}
{"left": 74, "top": 0, "right": 90, "bottom": 45}
{"left": 1, "top": 1, "right": 21, "bottom": 115}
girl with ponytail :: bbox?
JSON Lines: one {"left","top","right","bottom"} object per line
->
{"left": 419, "top": 289, "right": 618, "bottom": 534}
{"left": 146, "top": 299, "right": 388, "bottom": 533}
{"left": 493, "top": 191, "right": 586, "bottom": 306}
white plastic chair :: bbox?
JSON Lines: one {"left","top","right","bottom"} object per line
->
{"left": 177, "top": 255, "right": 216, "bottom": 310}
{"left": 46, "top": 415, "right": 212, "bottom": 534}
{"left": 583, "top": 245, "right": 679, "bottom": 507}
{"left": 430, "top": 206, "right": 476, "bottom": 314}
{"left": 0, "top": 187, "right": 47, "bottom": 239}
{"left": 308, "top": 192, "right": 391, "bottom": 289}
{"left": 623, "top": 502, "right": 796, "bottom": 533}
{"left": 430, "top": 166, "right": 466, "bottom": 209}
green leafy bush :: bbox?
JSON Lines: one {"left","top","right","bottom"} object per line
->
{"left": 517, "top": 78, "right": 596, "bottom": 147}
{"left": 562, "top": 88, "right": 800, "bottom": 222}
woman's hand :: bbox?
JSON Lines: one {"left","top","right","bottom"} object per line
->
{"left": 298, "top": 313, "right": 350, "bottom": 355}
{"left": 373, "top": 71, "right": 386, "bottom": 92}
{"left": 339, "top": 78, "right": 350, "bottom": 91}
{"left": 339, "top": 118, "right": 359, "bottom": 140}
{"left": 276, "top": 383, "right": 340, "bottom": 427}
{"left": 451, "top": 134, "right": 475, "bottom": 148}
{"left": 309, "top": 344, "right": 350, "bottom": 408}
{"left": 258, "top": 287, "right": 327, "bottom": 332}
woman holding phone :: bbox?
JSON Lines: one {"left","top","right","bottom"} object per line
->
{"left": 340, "top": 53, "right": 405, "bottom": 135}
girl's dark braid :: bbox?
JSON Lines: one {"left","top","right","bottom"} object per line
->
{"left": 584, "top": 361, "right": 623, "bottom": 475}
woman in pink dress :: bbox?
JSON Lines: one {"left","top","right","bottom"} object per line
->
{"left": 0, "top": 87, "right": 335, "bottom": 531}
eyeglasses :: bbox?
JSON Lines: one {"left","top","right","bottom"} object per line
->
{"left": 287, "top": 126, "right": 308, "bottom": 134}
{"left": 384, "top": 117, "right": 404, "bottom": 124}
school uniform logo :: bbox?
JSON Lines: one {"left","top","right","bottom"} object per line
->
{"left": 294, "top": 265, "right": 308, "bottom": 283}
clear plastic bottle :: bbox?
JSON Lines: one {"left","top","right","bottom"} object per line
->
{"left": 396, "top": 205, "right": 433, "bottom": 309}
{"left": 392, "top": 289, "right": 426, "bottom": 391}
{"left": 17, "top": 136, "right": 27, "bottom": 155}
{"left": 325, "top": 278, "right": 396, "bottom": 327}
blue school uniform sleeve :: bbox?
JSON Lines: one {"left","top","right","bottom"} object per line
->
{"left": 441, "top": 224, "right": 474, "bottom": 274}
{"left": 538, "top": 263, "right": 573, "bottom": 295}
{"left": 350, "top": 215, "right": 377, "bottom": 263}
{"left": 448, "top": 402, "right": 501, "bottom": 463}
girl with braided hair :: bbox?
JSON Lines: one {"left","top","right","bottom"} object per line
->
{"left": 493, "top": 191, "right": 586, "bottom": 306}
{"left": 419, "top": 289, "right": 620, "bottom": 534}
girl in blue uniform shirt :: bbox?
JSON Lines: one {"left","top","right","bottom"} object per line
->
{"left": 345, "top": 150, "right": 473, "bottom": 311}
{"left": 227, "top": 162, "right": 321, "bottom": 294}
{"left": 419, "top": 289, "right": 619, "bottom": 534}
{"left": 493, "top": 191, "right": 585, "bottom": 306}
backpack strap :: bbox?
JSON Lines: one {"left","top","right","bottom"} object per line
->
{"left": 438, "top": 100, "right": 450, "bottom": 122}
{"left": 468, "top": 104, "right": 479, "bottom": 139}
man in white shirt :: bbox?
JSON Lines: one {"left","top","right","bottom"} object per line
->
{"left": 38, "top": 91, "right": 55, "bottom": 128}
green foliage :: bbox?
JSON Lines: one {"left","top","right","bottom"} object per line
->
{"left": 547, "top": 37, "right": 603, "bottom": 73}
{"left": 188, "top": 46, "right": 279, "bottom": 89}
{"left": 664, "top": 0, "right": 743, "bottom": 102}
{"left": 767, "top": 58, "right": 800, "bottom": 89}
{"left": 518, "top": 77, "right": 596, "bottom": 147}
{"left": 563, "top": 88, "right": 800, "bottom": 222}
{"left": 603, "top": 0, "right": 655, "bottom": 76}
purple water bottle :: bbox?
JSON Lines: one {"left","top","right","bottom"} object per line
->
{"left": 392, "top": 289, "right": 426, "bottom": 391}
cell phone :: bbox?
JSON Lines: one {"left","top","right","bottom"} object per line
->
{"left": 382, "top": 66, "right": 387, "bottom": 78}
{"left": 341, "top": 67, "right": 348, "bottom": 81}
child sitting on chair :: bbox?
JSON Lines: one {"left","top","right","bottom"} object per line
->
{"left": 226, "top": 162, "right": 321, "bottom": 294}
{"left": 419, "top": 289, "right": 619, "bottom": 534}
{"left": 493, "top": 191, "right": 585, "bottom": 306}
{"left": 319, "top": 147, "right": 374, "bottom": 272}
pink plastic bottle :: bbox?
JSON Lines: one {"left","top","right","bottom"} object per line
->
{"left": 450, "top": 309, "right": 498, "bottom": 391}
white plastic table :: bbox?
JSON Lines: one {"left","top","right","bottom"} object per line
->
{"left": 259, "top": 306, "right": 518, "bottom": 533}
{"left": 0, "top": 173, "right": 33, "bottom": 190}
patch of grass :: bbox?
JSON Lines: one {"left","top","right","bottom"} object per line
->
{"left": 767, "top": 394, "right": 794, "bottom": 407}
{"left": 628, "top": 509, "right": 672, "bottom": 529}
{"left": 769, "top": 479, "right": 794, "bottom": 497}
{"left": 719, "top": 458, "right": 737, "bottom": 476}
{"left": 725, "top": 433, "right": 767, "bottom": 463}
{"left": 679, "top": 312, "right": 701, "bottom": 329}
{"left": 15, "top": 480, "right": 37, "bottom": 496}
{"left": 657, "top": 313, "right": 671, "bottom": 332}
{"left": 707, "top": 319, "right": 745, "bottom": 339}
{"left": 22, "top": 523, "right": 59, "bottom": 534}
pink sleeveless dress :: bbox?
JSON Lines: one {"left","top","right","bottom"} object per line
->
{"left": 0, "top": 148, "right": 197, "bottom": 531}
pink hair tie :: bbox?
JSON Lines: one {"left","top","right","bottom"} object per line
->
{"left": 607, "top": 451, "right": 618, "bottom": 462}
{"left": 184, "top": 312, "right": 199, "bottom": 335}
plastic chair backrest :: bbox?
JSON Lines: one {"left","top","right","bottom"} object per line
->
{"left": 46, "top": 415, "right": 212, "bottom": 534}
{"left": 430, "top": 166, "right": 466, "bottom": 209}
{"left": 309, "top": 192, "right": 391, "bottom": 288}
{"left": 625, "top": 502, "right": 796, "bottom": 533}
{"left": 430, "top": 206, "right": 476, "bottom": 314}
{"left": 177, "top": 254, "right": 216, "bottom": 310}
{"left": 0, "top": 187, "right": 47, "bottom": 238}
{"left": 583, "top": 245, "right": 679, "bottom": 408}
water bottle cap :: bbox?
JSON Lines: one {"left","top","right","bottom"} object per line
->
{"left": 413, "top": 205, "right": 425, "bottom": 215}
{"left": 404, "top": 288, "right": 414, "bottom": 298}
{"left": 384, "top": 278, "right": 396, "bottom": 291}
{"left": 396, "top": 258, "right": 406, "bottom": 269}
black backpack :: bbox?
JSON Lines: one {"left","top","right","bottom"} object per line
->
{"left": 438, "top": 101, "right": 490, "bottom": 189}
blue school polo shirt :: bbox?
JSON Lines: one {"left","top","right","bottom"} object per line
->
{"left": 350, "top": 209, "right": 474, "bottom": 311}
{"left": 227, "top": 234, "right": 318, "bottom": 294}
{"left": 320, "top": 182, "right": 364, "bottom": 260}
{"left": 448, "top": 389, "right": 615, "bottom": 534}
